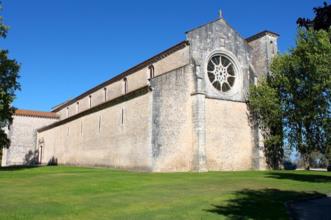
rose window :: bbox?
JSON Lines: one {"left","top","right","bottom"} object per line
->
{"left": 207, "top": 54, "right": 236, "bottom": 92}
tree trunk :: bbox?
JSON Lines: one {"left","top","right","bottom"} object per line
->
{"left": 303, "top": 154, "right": 310, "bottom": 170}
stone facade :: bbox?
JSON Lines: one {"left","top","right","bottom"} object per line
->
{"left": 37, "top": 89, "right": 153, "bottom": 170}
{"left": 1, "top": 112, "right": 59, "bottom": 166}
{"left": 151, "top": 65, "right": 194, "bottom": 171}
{"left": 2, "top": 17, "right": 278, "bottom": 171}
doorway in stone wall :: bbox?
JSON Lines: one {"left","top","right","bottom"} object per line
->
{"left": 38, "top": 145, "right": 43, "bottom": 164}
{"left": 38, "top": 138, "right": 44, "bottom": 165}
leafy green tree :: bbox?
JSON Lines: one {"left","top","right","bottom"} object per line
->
{"left": 249, "top": 29, "right": 331, "bottom": 170}
{"left": 0, "top": 5, "right": 20, "bottom": 158}
{"left": 250, "top": 2, "right": 331, "bottom": 170}
{"left": 296, "top": 1, "right": 331, "bottom": 168}
{"left": 297, "top": 2, "right": 331, "bottom": 33}
{"left": 248, "top": 79, "right": 283, "bottom": 169}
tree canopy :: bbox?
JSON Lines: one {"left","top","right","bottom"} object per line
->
{"left": 0, "top": 5, "right": 20, "bottom": 151}
{"left": 249, "top": 28, "right": 331, "bottom": 169}
{"left": 297, "top": 2, "right": 331, "bottom": 33}
{"left": 249, "top": 2, "right": 331, "bottom": 170}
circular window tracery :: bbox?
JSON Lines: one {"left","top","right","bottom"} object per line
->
{"left": 207, "top": 54, "right": 236, "bottom": 92}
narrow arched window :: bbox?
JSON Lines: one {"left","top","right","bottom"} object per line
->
{"left": 66, "top": 107, "right": 69, "bottom": 118}
{"left": 149, "top": 65, "right": 155, "bottom": 79}
{"left": 123, "top": 77, "right": 128, "bottom": 94}
{"left": 89, "top": 95, "right": 92, "bottom": 108}
{"left": 76, "top": 102, "right": 80, "bottom": 113}
{"left": 104, "top": 87, "right": 107, "bottom": 102}
{"left": 39, "top": 145, "right": 43, "bottom": 164}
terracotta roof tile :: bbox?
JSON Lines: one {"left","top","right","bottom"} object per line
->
{"left": 15, "top": 109, "right": 59, "bottom": 119}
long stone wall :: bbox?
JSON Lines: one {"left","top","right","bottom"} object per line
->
{"left": 37, "top": 89, "right": 153, "bottom": 170}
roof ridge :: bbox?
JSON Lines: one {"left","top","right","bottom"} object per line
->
{"left": 52, "top": 40, "right": 189, "bottom": 112}
{"left": 246, "top": 30, "right": 280, "bottom": 42}
{"left": 15, "top": 109, "right": 59, "bottom": 119}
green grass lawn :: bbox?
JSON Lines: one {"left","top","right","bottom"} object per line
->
{"left": 0, "top": 166, "right": 330, "bottom": 220}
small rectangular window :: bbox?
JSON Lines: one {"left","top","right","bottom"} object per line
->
{"left": 104, "top": 87, "right": 107, "bottom": 102}
{"left": 66, "top": 107, "right": 69, "bottom": 118}
{"left": 123, "top": 78, "right": 128, "bottom": 94}
{"left": 89, "top": 95, "right": 92, "bottom": 108}
{"left": 76, "top": 102, "right": 80, "bottom": 113}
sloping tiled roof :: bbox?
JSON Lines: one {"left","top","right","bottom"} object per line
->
{"left": 246, "top": 30, "right": 280, "bottom": 42}
{"left": 52, "top": 40, "right": 190, "bottom": 112}
{"left": 15, "top": 109, "right": 59, "bottom": 119}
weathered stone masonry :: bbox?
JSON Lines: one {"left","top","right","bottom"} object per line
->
{"left": 1, "top": 110, "right": 59, "bottom": 166}
{"left": 2, "top": 17, "right": 279, "bottom": 171}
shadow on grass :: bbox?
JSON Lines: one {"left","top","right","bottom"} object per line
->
{"left": 266, "top": 172, "right": 331, "bottom": 183}
{"left": 205, "top": 189, "right": 325, "bottom": 220}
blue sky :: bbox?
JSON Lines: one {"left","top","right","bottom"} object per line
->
{"left": 2, "top": 0, "right": 326, "bottom": 111}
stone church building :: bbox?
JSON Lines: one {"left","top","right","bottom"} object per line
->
{"left": 1, "top": 16, "right": 279, "bottom": 172}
